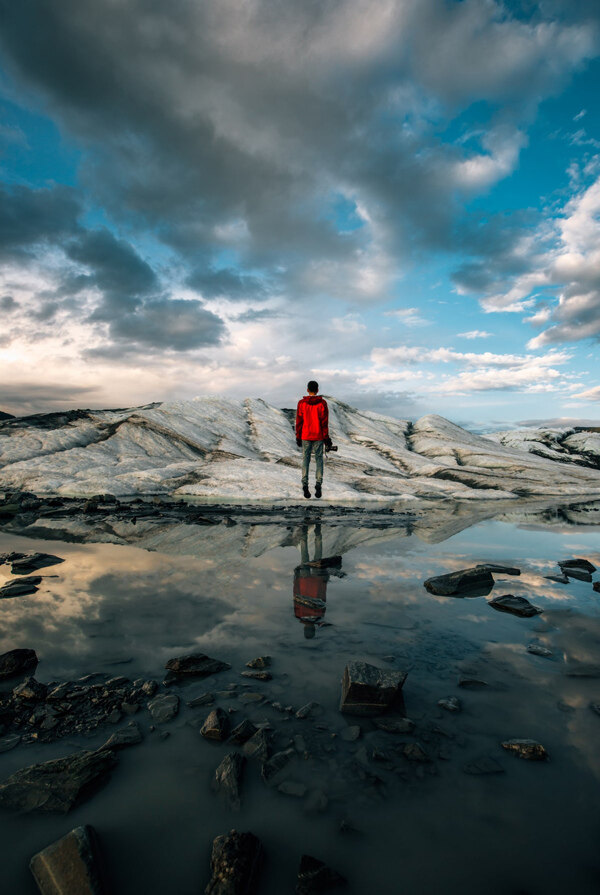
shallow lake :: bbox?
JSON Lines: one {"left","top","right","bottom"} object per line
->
{"left": 0, "top": 500, "right": 599, "bottom": 894}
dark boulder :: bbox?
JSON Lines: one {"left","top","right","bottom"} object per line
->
{"left": 205, "top": 829, "right": 263, "bottom": 895}
{"left": 0, "top": 749, "right": 117, "bottom": 813}
{"left": 296, "top": 854, "right": 346, "bottom": 894}
{"left": 475, "top": 563, "right": 520, "bottom": 576}
{"left": 246, "top": 656, "right": 271, "bottom": 669}
{"left": 340, "top": 661, "right": 406, "bottom": 716}
{"left": 13, "top": 677, "right": 48, "bottom": 701}
{"left": 594, "top": 581, "right": 600, "bottom": 594}
{"left": 165, "top": 653, "right": 231, "bottom": 678}
{"left": 242, "top": 729, "right": 271, "bottom": 762}
{"left": 0, "top": 576, "right": 42, "bottom": 598}
{"left": 559, "top": 558, "right": 596, "bottom": 573}
{"left": 501, "top": 738, "right": 548, "bottom": 760}
{"left": 30, "top": 824, "right": 109, "bottom": 894}
{"left": 229, "top": 720, "right": 258, "bottom": 745}
{"left": 214, "top": 753, "right": 246, "bottom": 809}
{"left": 424, "top": 567, "right": 494, "bottom": 597}
{"left": 260, "top": 748, "right": 294, "bottom": 784}
{"left": 201, "top": 708, "right": 230, "bottom": 742}
{"left": 11, "top": 553, "right": 64, "bottom": 575}
{"left": 0, "top": 648, "right": 38, "bottom": 680}
{"left": 488, "top": 595, "right": 541, "bottom": 618}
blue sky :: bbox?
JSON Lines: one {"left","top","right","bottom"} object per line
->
{"left": 0, "top": 0, "right": 599, "bottom": 427}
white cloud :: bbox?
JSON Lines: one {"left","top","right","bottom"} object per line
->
{"left": 457, "top": 330, "right": 492, "bottom": 339}
{"left": 384, "top": 307, "right": 429, "bottom": 326}
{"left": 572, "top": 385, "right": 600, "bottom": 401}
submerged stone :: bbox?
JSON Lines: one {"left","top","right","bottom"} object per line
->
{"left": 438, "top": 696, "right": 461, "bottom": 713}
{"left": 488, "top": 594, "right": 541, "bottom": 617}
{"left": 296, "top": 854, "right": 346, "bottom": 894}
{"left": 148, "top": 693, "right": 179, "bottom": 723}
{"left": 97, "top": 722, "right": 143, "bottom": 751}
{"left": 501, "top": 738, "right": 548, "bottom": 760}
{"left": 296, "top": 701, "right": 320, "bottom": 720}
{"left": 242, "top": 729, "right": 271, "bottom": 762}
{"left": 214, "top": 753, "right": 246, "bottom": 809}
{"left": 340, "top": 661, "right": 406, "bottom": 717}
{"left": 373, "top": 718, "right": 415, "bottom": 734}
{"left": 261, "top": 748, "right": 294, "bottom": 784}
{"left": 0, "top": 749, "right": 117, "bottom": 813}
{"left": 527, "top": 644, "right": 553, "bottom": 658}
{"left": 402, "top": 742, "right": 430, "bottom": 762}
{"left": 463, "top": 756, "right": 505, "bottom": 775}
{"left": 30, "top": 824, "right": 109, "bottom": 895}
{"left": 278, "top": 780, "right": 306, "bottom": 798}
{"left": 240, "top": 671, "right": 272, "bottom": 682}
{"left": 229, "top": 719, "right": 258, "bottom": 745}
{"left": 205, "top": 829, "right": 263, "bottom": 895}
{"left": 423, "top": 567, "right": 494, "bottom": 597}
{"left": 201, "top": 708, "right": 230, "bottom": 742}
{"left": 165, "top": 653, "right": 231, "bottom": 678}
{"left": 0, "top": 647, "right": 38, "bottom": 679}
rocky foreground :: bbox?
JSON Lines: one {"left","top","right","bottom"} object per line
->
{"left": 0, "top": 397, "right": 599, "bottom": 501}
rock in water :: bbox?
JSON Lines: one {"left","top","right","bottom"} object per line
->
{"left": 261, "top": 748, "right": 294, "bottom": 784}
{"left": 559, "top": 558, "right": 596, "bottom": 573}
{"left": 0, "top": 648, "right": 38, "bottom": 679}
{"left": 488, "top": 595, "right": 541, "bottom": 618}
{"left": 501, "top": 739, "right": 548, "bottom": 760}
{"left": 214, "top": 753, "right": 246, "bottom": 809}
{"left": 205, "top": 830, "right": 263, "bottom": 895}
{"left": 339, "top": 661, "right": 406, "bottom": 716}
{"left": 593, "top": 581, "right": 600, "bottom": 594}
{"left": 245, "top": 656, "right": 271, "bottom": 669}
{"left": 438, "top": 696, "right": 461, "bottom": 713}
{"left": 229, "top": 720, "right": 258, "bottom": 745}
{"left": 164, "top": 653, "right": 231, "bottom": 678}
{"left": 242, "top": 729, "right": 271, "bottom": 762}
{"left": 423, "top": 567, "right": 494, "bottom": 597}
{"left": 201, "top": 708, "right": 230, "bottom": 741}
{"left": 296, "top": 854, "right": 346, "bottom": 894}
{"left": 0, "top": 750, "right": 117, "bottom": 813}
{"left": 240, "top": 671, "right": 272, "bottom": 682}
{"left": 147, "top": 693, "right": 179, "bottom": 723}
{"left": 475, "top": 563, "right": 520, "bottom": 576}
{"left": 0, "top": 576, "right": 42, "bottom": 598}
{"left": 11, "top": 553, "right": 64, "bottom": 575}
{"left": 97, "top": 723, "right": 143, "bottom": 751}
{"left": 527, "top": 644, "right": 553, "bottom": 658}
{"left": 373, "top": 718, "right": 415, "bottom": 734}
{"left": 30, "top": 824, "right": 109, "bottom": 894}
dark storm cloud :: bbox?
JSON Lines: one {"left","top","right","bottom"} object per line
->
{"left": 105, "top": 297, "right": 225, "bottom": 352}
{"left": 2, "top": 0, "right": 597, "bottom": 312}
{"left": 186, "top": 268, "right": 270, "bottom": 301}
{"left": 0, "top": 295, "right": 19, "bottom": 311}
{"left": 0, "top": 183, "right": 80, "bottom": 258}
{"left": 0, "top": 382, "right": 100, "bottom": 416}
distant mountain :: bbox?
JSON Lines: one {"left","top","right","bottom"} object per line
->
{"left": 0, "top": 397, "right": 599, "bottom": 501}
{"left": 0, "top": 411, "right": 15, "bottom": 420}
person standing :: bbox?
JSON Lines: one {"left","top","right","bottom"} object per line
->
{"left": 295, "top": 380, "right": 331, "bottom": 498}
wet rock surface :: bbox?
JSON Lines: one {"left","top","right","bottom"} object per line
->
{"left": 165, "top": 653, "right": 231, "bottom": 679}
{"left": 245, "top": 656, "right": 271, "bottom": 669}
{"left": 29, "top": 824, "right": 109, "bottom": 895}
{"left": 11, "top": 552, "right": 64, "bottom": 575}
{"left": 147, "top": 693, "right": 180, "bottom": 723}
{"left": 214, "top": 753, "right": 246, "bottom": 809}
{"left": 340, "top": 661, "right": 406, "bottom": 716}
{"left": 488, "top": 594, "right": 541, "bottom": 617}
{"left": 0, "top": 647, "right": 38, "bottom": 679}
{"left": 0, "top": 749, "right": 117, "bottom": 813}
{"left": 0, "top": 576, "right": 42, "bottom": 598}
{"left": 201, "top": 708, "right": 231, "bottom": 742}
{"left": 205, "top": 829, "right": 263, "bottom": 895}
{"left": 501, "top": 739, "right": 549, "bottom": 761}
{"left": 296, "top": 854, "right": 346, "bottom": 893}
{"left": 424, "top": 567, "right": 494, "bottom": 597}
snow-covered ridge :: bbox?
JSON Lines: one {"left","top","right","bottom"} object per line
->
{"left": 0, "top": 397, "right": 599, "bottom": 502}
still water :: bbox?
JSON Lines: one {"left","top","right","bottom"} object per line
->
{"left": 0, "top": 503, "right": 599, "bottom": 893}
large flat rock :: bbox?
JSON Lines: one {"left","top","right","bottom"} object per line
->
{"left": 340, "top": 661, "right": 407, "bottom": 716}
{"left": 0, "top": 750, "right": 117, "bottom": 813}
{"left": 30, "top": 824, "right": 109, "bottom": 894}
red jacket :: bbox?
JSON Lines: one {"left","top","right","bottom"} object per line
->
{"left": 296, "top": 396, "right": 329, "bottom": 441}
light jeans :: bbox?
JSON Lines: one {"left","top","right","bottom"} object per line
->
{"left": 302, "top": 440, "right": 324, "bottom": 486}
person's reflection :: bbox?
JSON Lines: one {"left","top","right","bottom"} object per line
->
{"left": 293, "top": 522, "right": 330, "bottom": 638}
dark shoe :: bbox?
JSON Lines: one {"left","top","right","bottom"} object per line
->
{"left": 315, "top": 483, "right": 322, "bottom": 499}
{"left": 303, "top": 485, "right": 311, "bottom": 499}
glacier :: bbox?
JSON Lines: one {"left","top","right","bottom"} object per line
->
{"left": 0, "top": 396, "right": 599, "bottom": 502}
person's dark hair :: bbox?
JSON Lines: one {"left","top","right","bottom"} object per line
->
{"left": 307, "top": 380, "right": 319, "bottom": 393}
